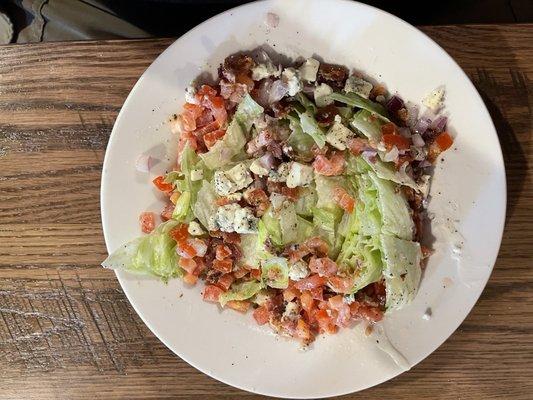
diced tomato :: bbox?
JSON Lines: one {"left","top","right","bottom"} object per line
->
{"left": 305, "top": 237, "right": 329, "bottom": 256}
{"left": 188, "top": 238, "right": 208, "bottom": 257}
{"left": 203, "top": 284, "right": 224, "bottom": 302}
{"left": 183, "top": 273, "right": 198, "bottom": 285}
{"left": 161, "top": 203, "right": 174, "bottom": 221}
{"left": 294, "top": 274, "right": 327, "bottom": 291}
{"left": 381, "top": 122, "right": 398, "bottom": 136}
{"left": 183, "top": 102, "right": 204, "bottom": 118}
{"left": 333, "top": 187, "right": 355, "bottom": 213}
{"left": 193, "top": 257, "right": 206, "bottom": 276}
{"left": 217, "top": 273, "right": 235, "bottom": 291}
{"left": 196, "top": 108, "right": 214, "bottom": 128}
{"left": 202, "top": 95, "right": 227, "bottom": 127}
{"left": 169, "top": 224, "right": 188, "bottom": 243}
{"left": 350, "top": 302, "right": 384, "bottom": 322}
{"left": 347, "top": 137, "right": 369, "bottom": 155}
{"left": 382, "top": 133, "right": 410, "bottom": 151}
{"left": 176, "top": 241, "right": 197, "bottom": 259}
{"left": 139, "top": 212, "right": 156, "bottom": 234}
{"left": 179, "top": 257, "right": 197, "bottom": 274}
{"left": 308, "top": 257, "right": 338, "bottom": 277}
{"left": 295, "top": 318, "right": 313, "bottom": 344}
{"left": 250, "top": 269, "right": 262, "bottom": 280}
{"left": 328, "top": 295, "right": 351, "bottom": 327}
{"left": 310, "top": 286, "right": 323, "bottom": 300}
{"left": 197, "top": 84, "right": 217, "bottom": 98}
{"left": 435, "top": 131, "right": 453, "bottom": 151}
{"left": 152, "top": 176, "right": 174, "bottom": 193}
{"left": 312, "top": 152, "right": 345, "bottom": 176}
{"left": 194, "top": 120, "right": 218, "bottom": 137}
{"left": 300, "top": 291, "right": 315, "bottom": 313}
{"left": 283, "top": 287, "right": 300, "bottom": 302}
{"left": 180, "top": 110, "right": 197, "bottom": 132}
{"left": 253, "top": 305, "right": 270, "bottom": 325}
{"left": 328, "top": 276, "right": 354, "bottom": 294}
{"left": 314, "top": 309, "right": 338, "bottom": 334}
{"left": 226, "top": 300, "right": 251, "bottom": 313}
{"left": 233, "top": 268, "right": 248, "bottom": 279}
{"left": 216, "top": 244, "right": 233, "bottom": 260}
{"left": 213, "top": 258, "right": 233, "bottom": 274}
{"left": 204, "top": 129, "right": 226, "bottom": 149}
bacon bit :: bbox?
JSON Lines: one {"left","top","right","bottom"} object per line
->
{"left": 313, "top": 152, "right": 345, "bottom": 176}
{"left": 305, "top": 237, "right": 329, "bottom": 256}
{"left": 280, "top": 186, "right": 299, "bottom": 201}
{"left": 309, "top": 257, "right": 338, "bottom": 277}
{"left": 283, "top": 286, "right": 300, "bottom": 302}
{"left": 315, "top": 104, "right": 339, "bottom": 125}
{"left": 204, "top": 129, "right": 226, "bottom": 149}
{"left": 370, "top": 84, "right": 386, "bottom": 100}
{"left": 203, "top": 284, "right": 224, "bottom": 302}
{"left": 328, "top": 295, "right": 352, "bottom": 327}
{"left": 226, "top": 300, "right": 251, "bottom": 313}
{"left": 421, "top": 245, "right": 433, "bottom": 259}
{"left": 216, "top": 273, "right": 235, "bottom": 291}
{"left": 333, "top": 187, "right": 355, "bottom": 213}
{"left": 169, "top": 224, "right": 188, "bottom": 243}
{"left": 244, "top": 188, "right": 270, "bottom": 216}
{"left": 295, "top": 319, "right": 313, "bottom": 344}
{"left": 310, "top": 286, "right": 323, "bottom": 301}
{"left": 235, "top": 73, "right": 254, "bottom": 91}
{"left": 347, "top": 137, "right": 370, "bottom": 155}
{"left": 215, "top": 244, "right": 233, "bottom": 260}
{"left": 222, "top": 231, "right": 241, "bottom": 244}
{"left": 233, "top": 268, "right": 249, "bottom": 279}
{"left": 395, "top": 154, "right": 413, "bottom": 170}
{"left": 311, "top": 144, "right": 328, "bottom": 156}
{"left": 139, "top": 212, "right": 156, "bottom": 234}
{"left": 179, "top": 257, "right": 197, "bottom": 274}
{"left": 250, "top": 269, "right": 262, "bottom": 280}
{"left": 382, "top": 133, "right": 410, "bottom": 151}
{"left": 193, "top": 257, "right": 207, "bottom": 276}
{"left": 381, "top": 122, "right": 398, "bottom": 136}
{"left": 253, "top": 305, "right": 270, "bottom": 325}
{"left": 350, "top": 302, "right": 383, "bottom": 322}
{"left": 160, "top": 203, "right": 174, "bottom": 221}
{"left": 294, "top": 274, "right": 327, "bottom": 291}
{"left": 213, "top": 258, "right": 233, "bottom": 274}
{"left": 152, "top": 176, "right": 174, "bottom": 193}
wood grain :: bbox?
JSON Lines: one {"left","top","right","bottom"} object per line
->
{"left": 0, "top": 25, "right": 532, "bottom": 400}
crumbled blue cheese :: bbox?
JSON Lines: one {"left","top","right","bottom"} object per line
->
{"left": 286, "top": 162, "right": 314, "bottom": 188}
{"left": 344, "top": 76, "right": 373, "bottom": 99}
{"left": 288, "top": 260, "right": 310, "bottom": 281}
{"left": 281, "top": 67, "right": 302, "bottom": 96}
{"left": 269, "top": 192, "right": 287, "bottom": 211}
{"left": 326, "top": 115, "right": 354, "bottom": 150}
{"left": 298, "top": 58, "right": 320, "bottom": 82}
{"left": 188, "top": 220, "right": 205, "bottom": 236}
{"left": 190, "top": 169, "right": 203, "bottom": 181}
{"left": 314, "top": 83, "right": 333, "bottom": 107}
{"left": 213, "top": 163, "right": 253, "bottom": 196}
{"left": 185, "top": 85, "right": 198, "bottom": 104}
{"left": 268, "top": 162, "right": 290, "bottom": 182}
{"left": 249, "top": 158, "right": 269, "bottom": 176}
{"left": 282, "top": 301, "right": 301, "bottom": 321}
{"left": 251, "top": 61, "right": 281, "bottom": 81}
{"left": 215, "top": 203, "right": 258, "bottom": 234}
{"left": 423, "top": 87, "right": 445, "bottom": 111}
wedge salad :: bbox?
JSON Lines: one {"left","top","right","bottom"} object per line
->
{"left": 103, "top": 52, "right": 454, "bottom": 345}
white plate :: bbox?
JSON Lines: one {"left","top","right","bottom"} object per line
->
{"left": 101, "top": 0, "right": 506, "bottom": 397}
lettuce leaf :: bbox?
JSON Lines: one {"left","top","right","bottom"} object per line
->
{"left": 233, "top": 93, "right": 264, "bottom": 132}
{"left": 297, "top": 110, "right": 326, "bottom": 148}
{"left": 219, "top": 280, "right": 264, "bottom": 306}
{"left": 380, "top": 234, "right": 422, "bottom": 310}
{"left": 261, "top": 257, "right": 290, "bottom": 289}
{"left": 193, "top": 180, "right": 219, "bottom": 230}
{"left": 102, "top": 220, "right": 182, "bottom": 282}
{"left": 330, "top": 92, "right": 389, "bottom": 121}
{"left": 363, "top": 155, "right": 421, "bottom": 192}
{"left": 200, "top": 119, "right": 246, "bottom": 169}
{"left": 350, "top": 109, "right": 383, "bottom": 142}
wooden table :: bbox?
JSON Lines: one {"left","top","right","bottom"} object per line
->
{"left": 0, "top": 24, "right": 531, "bottom": 399}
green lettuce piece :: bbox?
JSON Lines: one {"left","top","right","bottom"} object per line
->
{"left": 315, "top": 174, "right": 345, "bottom": 211}
{"left": 367, "top": 171, "right": 414, "bottom": 240}
{"left": 330, "top": 92, "right": 389, "bottom": 121}
{"left": 219, "top": 280, "right": 264, "bottom": 307}
{"left": 296, "top": 215, "right": 315, "bottom": 243}
{"left": 350, "top": 109, "right": 383, "bottom": 142}
{"left": 312, "top": 207, "right": 344, "bottom": 258}
{"left": 172, "top": 191, "right": 191, "bottom": 221}
{"left": 286, "top": 115, "right": 315, "bottom": 160}
{"left": 295, "top": 92, "right": 317, "bottom": 113}
{"left": 363, "top": 156, "right": 421, "bottom": 192}
{"left": 200, "top": 119, "right": 246, "bottom": 169}
{"left": 261, "top": 257, "right": 290, "bottom": 289}
{"left": 238, "top": 233, "right": 259, "bottom": 267}
{"left": 193, "top": 180, "right": 219, "bottom": 230}
{"left": 279, "top": 200, "right": 298, "bottom": 245}
{"left": 294, "top": 185, "right": 318, "bottom": 217}
{"left": 233, "top": 93, "right": 264, "bottom": 132}
{"left": 261, "top": 208, "right": 283, "bottom": 247}
{"left": 380, "top": 234, "right": 422, "bottom": 310}
{"left": 297, "top": 110, "right": 326, "bottom": 148}
{"left": 102, "top": 220, "right": 182, "bottom": 282}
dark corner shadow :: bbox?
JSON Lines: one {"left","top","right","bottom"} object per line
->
{"left": 477, "top": 90, "right": 529, "bottom": 223}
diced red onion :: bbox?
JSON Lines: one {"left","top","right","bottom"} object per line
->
{"left": 431, "top": 115, "right": 447, "bottom": 132}
{"left": 398, "top": 127, "right": 412, "bottom": 139}
{"left": 418, "top": 160, "right": 432, "bottom": 168}
{"left": 383, "top": 146, "right": 399, "bottom": 162}
{"left": 362, "top": 150, "right": 378, "bottom": 163}
{"left": 414, "top": 118, "right": 431, "bottom": 135}
{"left": 135, "top": 154, "right": 153, "bottom": 173}
{"left": 411, "top": 133, "right": 425, "bottom": 147}
{"left": 386, "top": 95, "right": 404, "bottom": 113}
{"left": 254, "top": 79, "right": 274, "bottom": 107}
{"left": 259, "top": 152, "right": 276, "bottom": 169}
{"left": 268, "top": 79, "right": 289, "bottom": 103}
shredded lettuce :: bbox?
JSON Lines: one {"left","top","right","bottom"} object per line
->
{"left": 193, "top": 180, "right": 219, "bottom": 230}
{"left": 102, "top": 220, "right": 182, "bottom": 282}
{"left": 330, "top": 92, "right": 389, "bottom": 121}
{"left": 261, "top": 257, "right": 290, "bottom": 289}
{"left": 295, "top": 92, "right": 317, "bottom": 113}
{"left": 233, "top": 93, "right": 264, "bottom": 132}
{"left": 350, "top": 109, "right": 383, "bottom": 142}
{"left": 286, "top": 115, "right": 315, "bottom": 160}
{"left": 363, "top": 155, "right": 421, "bottom": 192}
{"left": 200, "top": 119, "right": 246, "bottom": 169}
{"left": 297, "top": 110, "right": 326, "bottom": 148}
{"left": 380, "top": 234, "right": 422, "bottom": 310}
{"left": 312, "top": 207, "right": 344, "bottom": 258}
{"left": 219, "top": 280, "right": 264, "bottom": 306}
{"left": 315, "top": 175, "right": 345, "bottom": 211}
{"left": 261, "top": 208, "right": 283, "bottom": 247}
{"left": 294, "top": 185, "right": 317, "bottom": 217}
